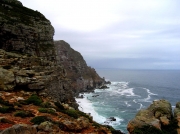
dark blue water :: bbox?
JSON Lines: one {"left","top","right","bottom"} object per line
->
{"left": 77, "top": 69, "right": 180, "bottom": 133}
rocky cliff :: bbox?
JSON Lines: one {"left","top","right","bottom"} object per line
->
{"left": 55, "top": 40, "right": 105, "bottom": 95}
{"left": 127, "top": 99, "right": 180, "bottom": 134}
{"left": 0, "top": 1, "right": 116, "bottom": 133}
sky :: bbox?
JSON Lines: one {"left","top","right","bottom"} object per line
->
{"left": 19, "top": 0, "right": 180, "bottom": 70}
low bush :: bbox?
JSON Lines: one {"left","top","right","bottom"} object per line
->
{"left": 38, "top": 108, "right": 56, "bottom": 115}
{"left": 30, "top": 116, "right": 49, "bottom": 125}
{"left": 14, "top": 110, "right": 34, "bottom": 118}
{"left": 0, "top": 106, "right": 14, "bottom": 113}
{"left": 63, "top": 109, "right": 79, "bottom": 119}
{"left": 24, "top": 94, "right": 42, "bottom": 106}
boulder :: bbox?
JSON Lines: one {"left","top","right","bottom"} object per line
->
{"left": 147, "top": 99, "right": 173, "bottom": 119}
{"left": 38, "top": 121, "right": 56, "bottom": 132}
{"left": 127, "top": 99, "right": 173, "bottom": 133}
{"left": 0, "top": 124, "right": 37, "bottom": 134}
{"left": 0, "top": 68, "right": 15, "bottom": 90}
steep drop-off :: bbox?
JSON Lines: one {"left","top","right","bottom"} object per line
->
{"left": 0, "top": 1, "right": 118, "bottom": 133}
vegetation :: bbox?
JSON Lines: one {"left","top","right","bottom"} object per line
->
{"left": 0, "top": 106, "right": 14, "bottom": 113}
{"left": 38, "top": 108, "right": 56, "bottom": 115}
{"left": 0, "top": 0, "right": 48, "bottom": 26}
{"left": 30, "top": 116, "right": 50, "bottom": 125}
{"left": 0, "top": 97, "right": 14, "bottom": 113}
{"left": 14, "top": 110, "right": 34, "bottom": 118}
{"left": 24, "top": 94, "right": 42, "bottom": 106}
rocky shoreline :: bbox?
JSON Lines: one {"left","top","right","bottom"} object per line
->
{"left": 0, "top": 0, "right": 180, "bottom": 134}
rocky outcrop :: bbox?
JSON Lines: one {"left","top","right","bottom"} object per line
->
{"left": 0, "top": 0, "right": 55, "bottom": 58}
{"left": 0, "top": 0, "right": 105, "bottom": 107}
{"left": 127, "top": 99, "right": 179, "bottom": 134}
{"left": 54, "top": 40, "right": 105, "bottom": 94}
{"left": 0, "top": 0, "right": 114, "bottom": 133}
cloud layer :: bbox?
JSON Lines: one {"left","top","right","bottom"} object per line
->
{"left": 20, "top": 0, "right": 180, "bottom": 69}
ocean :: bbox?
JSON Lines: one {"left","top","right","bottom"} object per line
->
{"left": 75, "top": 69, "right": 180, "bottom": 133}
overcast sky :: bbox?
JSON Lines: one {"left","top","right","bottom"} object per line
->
{"left": 19, "top": 0, "right": 180, "bottom": 69}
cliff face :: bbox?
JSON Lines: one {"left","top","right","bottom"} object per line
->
{"left": 0, "top": 0, "right": 55, "bottom": 58}
{"left": 0, "top": 1, "right": 113, "bottom": 133}
{"left": 55, "top": 40, "right": 105, "bottom": 94}
{"left": 0, "top": 0, "right": 104, "bottom": 105}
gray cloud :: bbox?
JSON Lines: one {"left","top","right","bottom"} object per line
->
{"left": 20, "top": 0, "right": 180, "bottom": 69}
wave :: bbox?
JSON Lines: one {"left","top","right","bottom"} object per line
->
{"left": 75, "top": 94, "right": 106, "bottom": 124}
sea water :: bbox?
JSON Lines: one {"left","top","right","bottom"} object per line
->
{"left": 75, "top": 69, "right": 180, "bottom": 133}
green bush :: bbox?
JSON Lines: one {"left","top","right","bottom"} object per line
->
{"left": 38, "top": 108, "right": 56, "bottom": 115}
{"left": 63, "top": 109, "right": 79, "bottom": 119}
{"left": 30, "top": 116, "right": 49, "bottom": 125}
{"left": 0, "top": 106, "right": 14, "bottom": 113}
{"left": 14, "top": 110, "right": 34, "bottom": 118}
{"left": 24, "top": 94, "right": 42, "bottom": 106}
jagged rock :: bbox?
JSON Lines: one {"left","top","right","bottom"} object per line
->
{"left": 127, "top": 99, "right": 175, "bottom": 134}
{"left": 0, "top": 68, "right": 15, "bottom": 90}
{"left": 0, "top": 0, "right": 54, "bottom": 58}
{"left": 147, "top": 99, "right": 172, "bottom": 119}
{"left": 99, "top": 85, "right": 109, "bottom": 89}
{"left": 37, "top": 121, "right": 59, "bottom": 132}
{"left": 59, "top": 116, "right": 90, "bottom": 131}
{"left": 54, "top": 40, "right": 105, "bottom": 93}
{"left": 0, "top": 124, "right": 37, "bottom": 134}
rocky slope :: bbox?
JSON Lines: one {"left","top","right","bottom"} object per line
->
{"left": 55, "top": 40, "right": 105, "bottom": 95}
{"left": 127, "top": 99, "right": 180, "bottom": 134}
{"left": 0, "top": 0, "right": 119, "bottom": 133}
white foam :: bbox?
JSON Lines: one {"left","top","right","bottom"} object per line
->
{"left": 125, "top": 101, "right": 131, "bottom": 107}
{"left": 75, "top": 94, "right": 106, "bottom": 124}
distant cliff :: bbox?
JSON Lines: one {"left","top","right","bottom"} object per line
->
{"left": 55, "top": 40, "right": 105, "bottom": 95}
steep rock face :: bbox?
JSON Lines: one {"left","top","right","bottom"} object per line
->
{"left": 55, "top": 40, "right": 105, "bottom": 94}
{"left": 0, "top": 0, "right": 104, "bottom": 107}
{"left": 0, "top": 0, "right": 55, "bottom": 58}
{"left": 127, "top": 99, "right": 179, "bottom": 134}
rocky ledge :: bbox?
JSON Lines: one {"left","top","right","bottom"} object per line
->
{"left": 127, "top": 99, "right": 180, "bottom": 134}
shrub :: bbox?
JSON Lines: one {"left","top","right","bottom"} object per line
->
{"left": 38, "top": 108, "right": 56, "bottom": 115}
{"left": 63, "top": 109, "right": 79, "bottom": 119}
{"left": 14, "top": 110, "right": 34, "bottom": 118}
{"left": 0, "top": 106, "right": 14, "bottom": 113}
{"left": 30, "top": 116, "right": 49, "bottom": 125}
{"left": 25, "top": 94, "right": 42, "bottom": 106}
